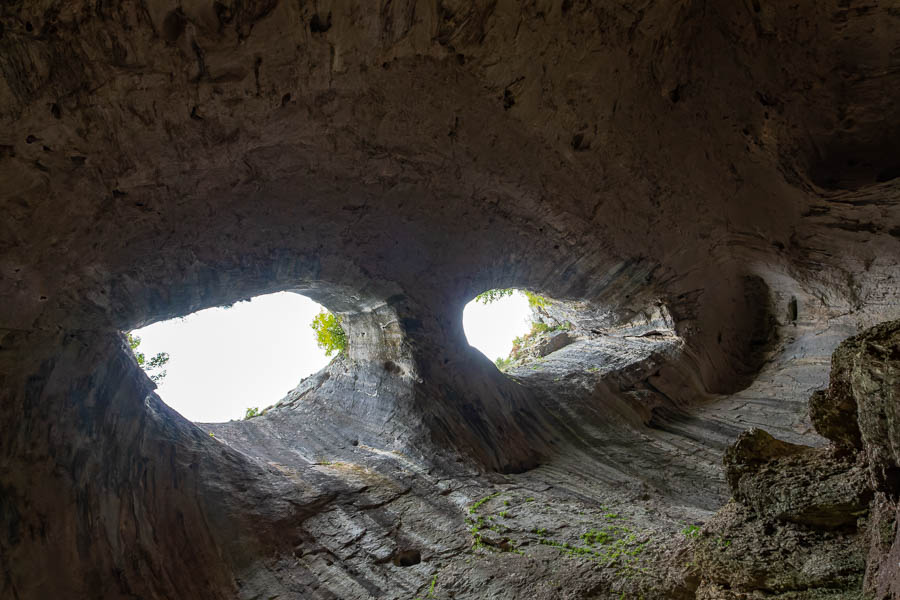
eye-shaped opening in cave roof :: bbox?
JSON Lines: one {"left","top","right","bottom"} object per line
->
{"left": 464, "top": 289, "right": 686, "bottom": 382}
{"left": 463, "top": 288, "right": 567, "bottom": 370}
{"left": 127, "top": 291, "right": 343, "bottom": 423}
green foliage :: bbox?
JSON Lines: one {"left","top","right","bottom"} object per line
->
{"left": 582, "top": 528, "right": 615, "bottom": 545}
{"left": 310, "top": 310, "right": 347, "bottom": 356}
{"left": 474, "top": 288, "right": 551, "bottom": 308}
{"left": 467, "top": 510, "right": 516, "bottom": 552}
{"left": 466, "top": 514, "right": 493, "bottom": 550}
{"left": 682, "top": 524, "right": 701, "bottom": 538}
{"left": 474, "top": 288, "right": 515, "bottom": 304}
{"left": 126, "top": 333, "right": 169, "bottom": 383}
{"left": 469, "top": 491, "right": 501, "bottom": 514}
{"left": 474, "top": 289, "right": 562, "bottom": 372}
{"left": 537, "top": 522, "right": 647, "bottom": 571}
{"left": 523, "top": 290, "right": 550, "bottom": 308}
{"left": 244, "top": 407, "right": 259, "bottom": 420}
{"left": 510, "top": 321, "right": 549, "bottom": 361}
{"left": 127, "top": 332, "right": 141, "bottom": 354}
{"left": 531, "top": 321, "right": 550, "bottom": 334}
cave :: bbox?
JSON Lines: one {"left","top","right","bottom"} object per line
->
{"left": 1, "top": 2, "right": 899, "bottom": 599}
{"left": 127, "top": 290, "right": 334, "bottom": 423}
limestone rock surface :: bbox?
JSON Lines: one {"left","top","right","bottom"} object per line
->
{"left": 2, "top": 1, "right": 900, "bottom": 599}
{"left": 828, "top": 319, "right": 900, "bottom": 492}
{"left": 692, "top": 321, "right": 900, "bottom": 599}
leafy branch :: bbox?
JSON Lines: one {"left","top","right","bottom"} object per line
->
{"left": 126, "top": 333, "right": 169, "bottom": 383}
{"left": 475, "top": 288, "right": 550, "bottom": 308}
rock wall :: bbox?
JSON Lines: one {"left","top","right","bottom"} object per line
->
{"left": 1, "top": 0, "right": 900, "bottom": 598}
{"left": 693, "top": 321, "right": 900, "bottom": 599}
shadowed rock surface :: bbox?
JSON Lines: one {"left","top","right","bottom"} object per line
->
{"left": 1, "top": 1, "right": 900, "bottom": 598}
{"left": 695, "top": 321, "right": 900, "bottom": 599}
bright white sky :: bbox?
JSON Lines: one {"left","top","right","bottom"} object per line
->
{"left": 131, "top": 290, "right": 531, "bottom": 423}
{"left": 463, "top": 290, "right": 532, "bottom": 362}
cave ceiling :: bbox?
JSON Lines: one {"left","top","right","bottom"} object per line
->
{"left": 1, "top": 1, "right": 899, "bottom": 599}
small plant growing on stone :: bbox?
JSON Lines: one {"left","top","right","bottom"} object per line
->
{"left": 682, "top": 524, "right": 701, "bottom": 538}
{"left": 531, "top": 321, "right": 550, "bottom": 334}
{"left": 417, "top": 573, "right": 437, "bottom": 598}
{"left": 469, "top": 491, "right": 501, "bottom": 514}
{"left": 244, "top": 407, "right": 259, "bottom": 419}
{"left": 582, "top": 528, "right": 614, "bottom": 545}
{"left": 523, "top": 290, "right": 550, "bottom": 307}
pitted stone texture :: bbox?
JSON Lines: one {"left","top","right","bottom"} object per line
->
{"left": 694, "top": 426, "right": 873, "bottom": 597}
{"left": 694, "top": 502, "right": 867, "bottom": 598}
{"left": 827, "top": 319, "right": 900, "bottom": 493}
{"left": 723, "top": 428, "right": 808, "bottom": 491}
{"left": 696, "top": 583, "right": 867, "bottom": 600}
{"left": 731, "top": 446, "right": 872, "bottom": 529}
{"left": 688, "top": 322, "right": 900, "bottom": 600}
{"left": 862, "top": 493, "right": 900, "bottom": 599}
{"left": 809, "top": 388, "right": 862, "bottom": 451}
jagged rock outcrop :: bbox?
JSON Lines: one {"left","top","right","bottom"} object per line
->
{"left": 827, "top": 320, "right": 900, "bottom": 494}
{"left": 1, "top": 1, "right": 900, "bottom": 598}
{"left": 691, "top": 321, "right": 900, "bottom": 600}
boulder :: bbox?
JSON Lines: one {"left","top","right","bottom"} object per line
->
{"left": 824, "top": 320, "right": 900, "bottom": 492}
{"left": 724, "top": 429, "right": 872, "bottom": 528}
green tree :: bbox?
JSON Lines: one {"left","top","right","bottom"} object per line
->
{"left": 475, "top": 288, "right": 551, "bottom": 308}
{"left": 474, "top": 288, "right": 515, "bottom": 304}
{"left": 126, "top": 333, "right": 169, "bottom": 383}
{"left": 310, "top": 310, "right": 347, "bottom": 356}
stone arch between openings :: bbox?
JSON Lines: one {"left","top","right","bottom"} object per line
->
{"left": 100, "top": 249, "right": 573, "bottom": 475}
